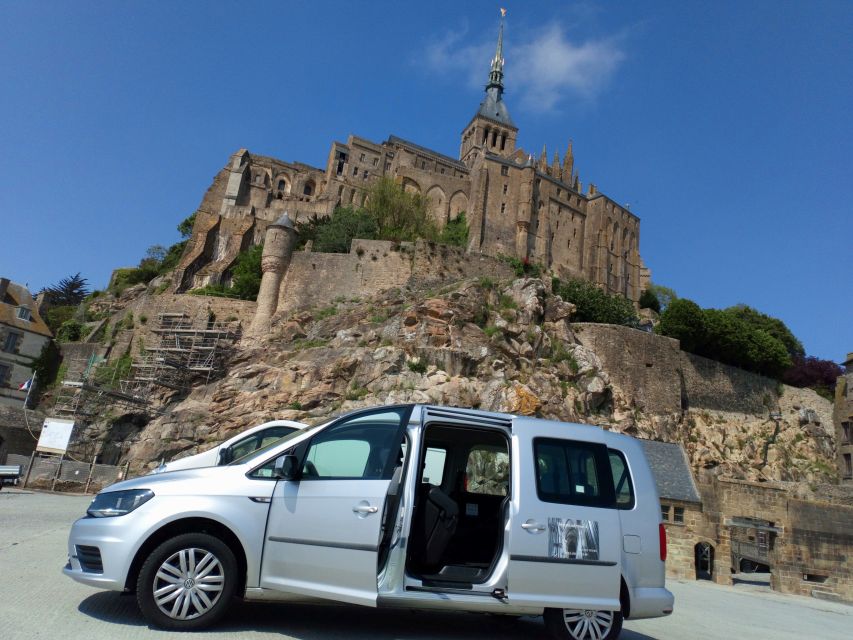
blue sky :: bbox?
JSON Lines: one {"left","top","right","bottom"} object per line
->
{"left": 1, "top": 1, "right": 850, "bottom": 362}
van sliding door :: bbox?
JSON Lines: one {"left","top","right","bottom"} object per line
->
{"left": 508, "top": 418, "right": 622, "bottom": 611}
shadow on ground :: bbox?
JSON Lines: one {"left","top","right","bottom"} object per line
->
{"left": 78, "top": 593, "right": 660, "bottom": 639}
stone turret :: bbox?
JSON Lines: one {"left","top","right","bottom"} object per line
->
{"left": 248, "top": 213, "right": 297, "bottom": 338}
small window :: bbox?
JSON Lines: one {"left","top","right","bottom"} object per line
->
{"left": 534, "top": 438, "right": 615, "bottom": 507}
{"left": 501, "top": 166, "right": 509, "bottom": 176}
{"left": 421, "top": 161, "right": 427, "bottom": 170}
{"left": 844, "top": 453, "right": 853, "bottom": 479}
{"left": 360, "top": 153, "right": 365, "bottom": 161}
{"left": 303, "top": 182, "right": 314, "bottom": 196}
{"left": 661, "top": 504, "right": 670, "bottom": 521}
{"left": 673, "top": 506, "right": 685, "bottom": 524}
{"left": 500, "top": 203, "right": 506, "bottom": 214}
{"left": 440, "top": 167, "right": 445, "bottom": 174}
{"left": 352, "top": 167, "right": 359, "bottom": 177}
{"left": 16, "top": 307, "right": 31, "bottom": 321}
{"left": 373, "top": 157, "right": 378, "bottom": 166}
{"left": 385, "top": 162, "right": 391, "bottom": 171}
{"left": 608, "top": 449, "right": 635, "bottom": 509}
{"left": 502, "top": 184, "right": 508, "bottom": 195}
{"left": 422, "top": 447, "right": 447, "bottom": 486}
{"left": 2, "top": 332, "right": 21, "bottom": 353}
{"left": 843, "top": 422, "right": 851, "bottom": 444}
{"left": 465, "top": 446, "right": 509, "bottom": 496}
{"left": 0, "top": 363, "right": 10, "bottom": 386}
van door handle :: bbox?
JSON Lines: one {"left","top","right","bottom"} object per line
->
{"left": 353, "top": 503, "right": 379, "bottom": 514}
{"left": 521, "top": 520, "right": 546, "bottom": 533}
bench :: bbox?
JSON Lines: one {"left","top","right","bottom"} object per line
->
{"left": 0, "top": 465, "right": 23, "bottom": 489}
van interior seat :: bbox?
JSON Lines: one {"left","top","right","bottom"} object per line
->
{"left": 411, "top": 484, "right": 459, "bottom": 570}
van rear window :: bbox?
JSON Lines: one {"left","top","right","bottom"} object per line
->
{"left": 608, "top": 449, "right": 635, "bottom": 510}
{"left": 533, "top": 438, "right": 615, "bottom": 508}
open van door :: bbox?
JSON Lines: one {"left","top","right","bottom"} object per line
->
{"left": 507, "top": 418, "right": 622, "bottom": 611}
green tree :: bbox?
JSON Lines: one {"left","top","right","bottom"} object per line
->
{"left": 44, "top": 305, "right": 76, "bottom": 334}
{"left": 314, "top": 206, "right": 380, "bottom": 253}
{"left": 725, "top": 304, "right": 804, "bottom": 359}
{"left": 177, "top": 212, "right": 197, "bottom": 238}
{"left": 657, "top": 298, "right": 706, "bottom": 353}
{"left": 638, "top": 289, "right": 661, "bottom": 313}
{"left": 553, "top": 278, "right": 638, "bottom": 326}
{"left": 42, "top": 273, "right": 89, "bottom": 306}
{"left": 364, "top": 177, "right": 438, "bottom": 242}
{"left": 229, "top": 243, "right": 264, "bottom": 300}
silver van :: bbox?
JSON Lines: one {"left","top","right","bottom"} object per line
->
{"left": 64, "top": 405, "right": 673, "bottom": 640}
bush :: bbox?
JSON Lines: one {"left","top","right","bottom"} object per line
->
{"left": 44, "top": 305, "right": 76, "bottom": 334}
{"left": 93, "top": 353, "right": 132, "bottom": 387}
{"left": 229, "top": 243, "right": 263, "bottom": 300}
{"left": 30, "top": 341, "right": 61, "bottom": 389}
{"left": 504, "top": 256, "right": 543, "bottom": 278}
{"left": 725, "top": 304, "right": 804, "bottom": 359}
{"left": 177, "top": 212, "right": 197, "bottom": 238}
{"left": 56, "top": 319, "right": 84, "bottom": 343}
{"left": 638, "top": 289, "right": 661, "bottom": 313}
{"left": 552, "top": 278, "right": 638, "bottom": 327}
{"left": 365, "top": 177, "right": 438, "bottom": 242}
{"left": 438, "top": 212, "right": 469, "bottom": 247}
{"left": 782, "top": 356, "right": 843, "bottom": 394}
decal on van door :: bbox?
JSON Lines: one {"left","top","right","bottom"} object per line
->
{"left": 547, "top": 518, "right": 600, "bottom": 561}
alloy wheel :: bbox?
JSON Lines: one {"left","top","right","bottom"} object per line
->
{"left": 152, "top": 547, "right": 225, "bottom": 620}
{"left": 561, "top": 609, "right": 614, "bottom": 640}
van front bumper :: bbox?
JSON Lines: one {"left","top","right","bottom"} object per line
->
{"left": 627, "top": 586, "right": 674, "bottom": 619}
{"left": 62, "top": 514, "right": 139, "bottom": 592}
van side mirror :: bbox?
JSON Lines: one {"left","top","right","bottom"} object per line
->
{"left": 274, "top": 454, "right": 300, "bottom": 480}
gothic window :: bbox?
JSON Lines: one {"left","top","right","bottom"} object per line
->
{"left": 483, "top": 128, "right": 489, "bottom": 144}
{"left": 277, "top": 179, "right": 286, "bottom": 192}
{"left": 557, "top": 189, "right": 561, "bottom": 197}
{"left": 491, "top": 130, "right": 498, "bottom": 147}
{"left": 500, "top": 134, "right": 506, "bottom": 151}
{"left": 303, "top": 181, "right": 315, "bottom": 196}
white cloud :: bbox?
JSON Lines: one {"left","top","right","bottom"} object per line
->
{"left": 423, "top": 21, "right": 625, "bottom": 111}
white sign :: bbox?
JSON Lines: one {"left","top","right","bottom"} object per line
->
{"left": 37, "top": 418, "right": 75, "bottom": 455}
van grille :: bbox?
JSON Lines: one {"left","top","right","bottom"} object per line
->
{"left": 76, "top": 545, "right": 103, "bottom": 574}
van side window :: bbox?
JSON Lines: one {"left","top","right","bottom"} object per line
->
{"left": 465, "top": 446, "right": 509, "bottom": 496}
{"left": 534, "top": 438, "right": 615, "bottom": 507}
{"left": 302, "top": 408, "right": 407, "bottom": 480}
{"left": 608, "top": 449, "right": 635, "bottom": 510}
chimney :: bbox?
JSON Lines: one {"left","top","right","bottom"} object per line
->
{"left": 0, "top": 278, "right": 9, "bottom": 303}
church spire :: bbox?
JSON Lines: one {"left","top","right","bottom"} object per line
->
{"left": 487, "top": 8, "right": 506, "bottom": 93}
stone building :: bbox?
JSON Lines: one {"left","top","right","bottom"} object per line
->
{"left": 174, "top": 14, "right": 647, "bottom": 303}
{"left": 834, "top": 352, "right": 853, "bottom": 483}
{"left": 0, "top": 278, "right": 52, "bottom": 407}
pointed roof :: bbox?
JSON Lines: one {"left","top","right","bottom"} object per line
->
{"left": 474, "top": 10, "right": 515, "bottom": 128}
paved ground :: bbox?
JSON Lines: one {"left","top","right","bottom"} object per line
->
{"left": 1, "top": 489, "right": 850, "bottom": 640}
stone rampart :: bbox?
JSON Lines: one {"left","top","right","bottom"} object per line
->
{"left": 574, "top": 323, "right": 778, "bottom": 415}
{"left": 0, "top": 405, "right": 44, "bottom": 462}
{"left": 276, "top": 239, "right": 514, "bottom": 315}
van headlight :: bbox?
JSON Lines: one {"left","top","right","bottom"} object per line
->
{"left": 87, "top": 489, "right": 154, "bottom": 518}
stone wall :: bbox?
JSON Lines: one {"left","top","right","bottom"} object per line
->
{"left": 276, "top": 239, "right": 515, "bottom": 315}
{"left": 661, "top": 500, "right": 705, "bottom": 580}
{"left": 0, "top": 405, "right": 44, "bottom": 462}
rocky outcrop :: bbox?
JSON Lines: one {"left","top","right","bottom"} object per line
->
{"left": 66, "top": 276, "right": 837, "bottom": 485}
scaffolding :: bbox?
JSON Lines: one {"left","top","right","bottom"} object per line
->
{"left": 121, "top": 311, "right": 240, "bottom": 404}
{"left": 52, "top": 310, "right": 240, "bottom": 421}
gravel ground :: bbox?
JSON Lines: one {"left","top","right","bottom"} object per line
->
{"left": 1, "top": 488, "right": 850, "bottom": 640}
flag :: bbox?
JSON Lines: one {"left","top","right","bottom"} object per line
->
{"left": 500, "top": 8, "right": 507, "bottom": 17}
{"left": 19, "top": 378, "right": 32, "bottom": 391}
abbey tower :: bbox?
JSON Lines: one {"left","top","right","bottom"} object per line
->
{"left": 173, "top": 13, "right": 648, "bottom": 305}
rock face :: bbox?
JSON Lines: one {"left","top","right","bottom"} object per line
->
{"left": 71, "top": 276, "right": 836, "bottom": 485}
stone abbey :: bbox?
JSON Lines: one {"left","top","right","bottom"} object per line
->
{"left": 174, "top": 15, "right": 647, "bottom": 304}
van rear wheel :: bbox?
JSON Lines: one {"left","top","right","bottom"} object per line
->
{"left": 136, "top": 532, "right": 237, "bottom": 630}
{"left": 544, "top": 607, "right": 623, "bottom": 640}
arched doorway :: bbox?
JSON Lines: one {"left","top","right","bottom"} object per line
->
{"left": 695, "top": 541, "right": 714, "bottom": 580}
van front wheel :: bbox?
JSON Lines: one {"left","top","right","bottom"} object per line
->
{"left": 136, "top": 532, "right": 237, "bottom": 630}
{"left": 544, "top": 607, "right": 623, "bottom": 640}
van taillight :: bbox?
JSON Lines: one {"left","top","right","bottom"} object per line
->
{"left": 659, "top": 523, "right": 667, "bottom": 562}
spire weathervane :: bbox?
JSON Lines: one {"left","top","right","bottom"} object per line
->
{"left": 487, "top": 8, "right": 507, "bottom": 92}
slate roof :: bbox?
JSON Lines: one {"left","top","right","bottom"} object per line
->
{"left": 640, "top": 440, "right": 701, "bottom": 504}
{"left": 476, "top": 87, "right": 515, "bottom": 127}
{"left": 0, "top": 280, "right": 52, "bottom": 338}
{"left": 386, "top": 135, "right": 468, "bottom": 172}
